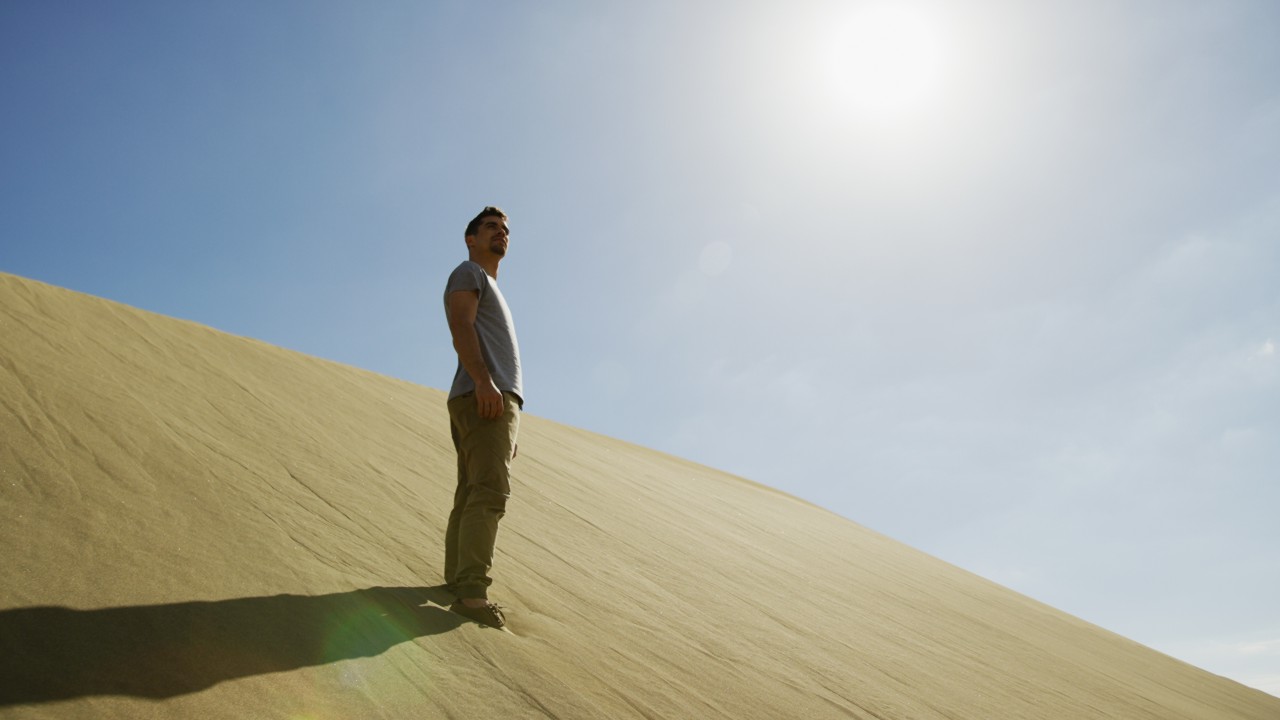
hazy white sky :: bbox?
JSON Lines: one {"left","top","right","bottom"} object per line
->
{"left": 3, "top": 0, "right": 1277, "bottom": 696}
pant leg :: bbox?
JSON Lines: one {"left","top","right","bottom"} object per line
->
{"left": 444, "top": 392, "right": 520, "bottom": 600}
{"left": 443, "top": 421, "right": 468, "bottom": 586}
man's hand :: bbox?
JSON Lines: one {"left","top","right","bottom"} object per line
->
{"left": 475, "top": 379, "right": 505, "bottom": 420}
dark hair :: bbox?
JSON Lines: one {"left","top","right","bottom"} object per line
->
{"left": 465, "top": 206, "right": 508, "bottom": 237}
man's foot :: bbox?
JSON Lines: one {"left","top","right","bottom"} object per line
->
{"left": 450, "top": 600, "right": 506, "bottom": 629}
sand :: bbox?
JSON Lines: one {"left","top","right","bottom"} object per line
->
{"left": 1, "top": 270, "right": 1277, "bottom": 719}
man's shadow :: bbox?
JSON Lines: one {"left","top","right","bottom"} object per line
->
{"left": 0, "top": 585, "right": 462, "bottom": 706}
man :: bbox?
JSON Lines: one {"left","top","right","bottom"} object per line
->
{"left": 442, "top": 206, "right": 523, "bottom": 629}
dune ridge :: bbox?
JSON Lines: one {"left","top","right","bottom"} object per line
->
{"left": 1, "top": 270, "right": 1277, "bottom": 719}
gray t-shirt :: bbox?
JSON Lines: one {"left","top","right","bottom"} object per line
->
{"left": 444, "top": 260, "right": 523, "bottom": 407}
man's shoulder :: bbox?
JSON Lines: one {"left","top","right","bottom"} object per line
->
{"left": 446, "top": 261, "right": 487, "bottom": 291}
{"left": 449, "top": 259, "right": 483, "bottom": 276}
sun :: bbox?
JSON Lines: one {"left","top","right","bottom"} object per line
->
{"left": 820, "top": 3, "right": 949, "bottom": 121}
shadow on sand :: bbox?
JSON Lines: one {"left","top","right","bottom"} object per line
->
{"left": 0, "top": 585, "right": 462, "bottom": 706}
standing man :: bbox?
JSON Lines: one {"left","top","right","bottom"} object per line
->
{"left": 442, "top": 206, "right": 523, "bottom": 629}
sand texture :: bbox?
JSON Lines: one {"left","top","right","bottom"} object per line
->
{"left": 1, "top": 271, "right": 1277, "bottom": 719}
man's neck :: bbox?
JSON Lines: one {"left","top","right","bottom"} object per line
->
{"left": 470, "top": 256, "right": 500, "bottom": 279}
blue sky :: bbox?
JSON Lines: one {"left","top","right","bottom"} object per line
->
{"left": 3, "top": 0, "right": 1278, "bottom": 695}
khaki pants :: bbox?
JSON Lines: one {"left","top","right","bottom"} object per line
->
{"left": 444, "top": 392, "right": 520, "bottom": 600}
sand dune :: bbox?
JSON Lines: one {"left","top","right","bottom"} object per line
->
{"left": 1, "top": 270, "right": 1276, "bottom": 719}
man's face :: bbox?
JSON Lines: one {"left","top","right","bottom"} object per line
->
{"left": 468, "top": 216, "right": 510, "bottom": 258}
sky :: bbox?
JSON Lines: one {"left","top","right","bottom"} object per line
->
{"left": 2, "top": 0, "right": 1278, "bottom": 697}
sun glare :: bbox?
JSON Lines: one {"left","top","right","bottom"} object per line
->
{"left": 821, "top": 4, "right": 948, "bottom": 121}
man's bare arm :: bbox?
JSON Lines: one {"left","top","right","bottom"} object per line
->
{"left": 446, "top": 290, "right": 505, "bottom": 419}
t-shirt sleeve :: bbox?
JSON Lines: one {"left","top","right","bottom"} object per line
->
{"left": 445, "top": 263, "right": 486, "bottom": 299}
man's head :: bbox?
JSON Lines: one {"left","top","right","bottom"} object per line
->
{"left": 464, "top": 206, "right": 510, "bottom": 262}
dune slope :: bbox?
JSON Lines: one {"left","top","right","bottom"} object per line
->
{"left": 1, "top": 271, "right": 1276, "bottom": 719}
